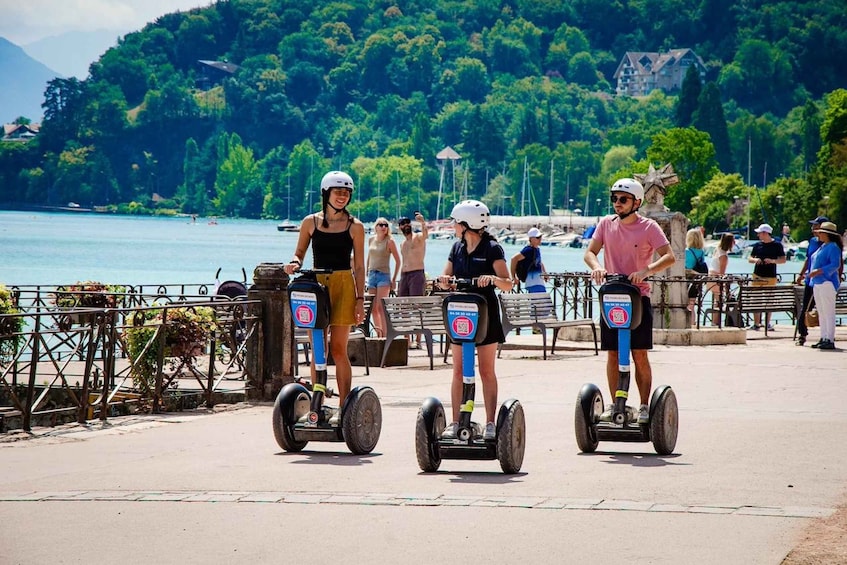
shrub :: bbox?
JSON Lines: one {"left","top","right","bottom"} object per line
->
{"left": 122, "top": 306, "right": 217, "bottom": 392}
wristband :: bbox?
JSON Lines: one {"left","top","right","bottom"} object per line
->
{"left": 290, "top": 258, "right": 301, "bottom": 266}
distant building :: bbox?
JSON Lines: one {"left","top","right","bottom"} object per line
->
{"left": 196, "top": 60, "right": 239, "bottom": 90}
{"left": 613, "top": 49, "right": 706, "bottom": 97}
{"left": 2, "top": 123, "right": 40, "bottom": 142}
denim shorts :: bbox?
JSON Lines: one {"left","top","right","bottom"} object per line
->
{"left": 367, "top": 269, "right": 391, "bottom": 289}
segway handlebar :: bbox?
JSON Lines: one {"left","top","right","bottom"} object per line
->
{"left": 435, "top": 276, "right": 480, "bottom": 291}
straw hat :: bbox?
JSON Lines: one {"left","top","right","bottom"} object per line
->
{"left": 814, "top": 221, "right": 840, "bottom": 236}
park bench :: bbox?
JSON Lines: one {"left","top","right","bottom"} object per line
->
{"left": 498, "top": 292, "right": 598, "bottom": 359}
{"left": 737, "top": 284, "right": 798, "bottom": 336}
{"left": 381, "top": 295, "right": 448, "bottom": 370}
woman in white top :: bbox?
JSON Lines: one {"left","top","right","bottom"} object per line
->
{"left": 706, "top": 233, "right": 734, "bottom": 325}
{"left": 366, "top": 217, "right": 401, "bottom": 337}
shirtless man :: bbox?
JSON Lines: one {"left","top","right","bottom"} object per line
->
{"left": 398, "top": 212, "right": 428, "bottom": 348}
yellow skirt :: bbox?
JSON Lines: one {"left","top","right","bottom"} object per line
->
{"left": 317, "top": 270, "right": 356, "bottom": 326}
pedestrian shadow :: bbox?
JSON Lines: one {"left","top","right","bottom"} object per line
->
{"left": 585, "top": 452, "right": 688, "bottom": 467}
{"left": 276, "top": 451, "right": 382, "bottom": 466}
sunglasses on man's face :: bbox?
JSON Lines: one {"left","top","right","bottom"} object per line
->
{"left": 399, "top": 221, "right": 411, "bottom": 226}
{"left": 610, "top": 194, "right": 632, "bottom": 204}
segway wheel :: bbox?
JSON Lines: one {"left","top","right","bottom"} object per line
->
{"left": 272, "top": 383, "right": 309, "bottom": 452}
{"left": 649, "top": 386, "right": 678, "bottom": 455}
{"left": 574, "top": 383, "right": 602, "bottom": 453}
{"left": 415, "top": 398, "right": 444, "bottom": 472}
{"left": 496, "top": 400, "right": 526, "bottom": 474}
{"left": 342, "top": 387, "right": 382, "bottom": 455}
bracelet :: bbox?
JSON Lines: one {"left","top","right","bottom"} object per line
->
{"left": 290, "top": 258, "right": 301, "bottom": 266}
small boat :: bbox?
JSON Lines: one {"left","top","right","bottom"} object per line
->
{"left": 277, "top": 221, "right": 299, "bottom": 232}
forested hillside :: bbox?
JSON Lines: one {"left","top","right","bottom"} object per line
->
{"left": 1, "top": 0, "right": 845, "bottom": 235}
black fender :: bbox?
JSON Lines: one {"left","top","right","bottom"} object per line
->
{"left": 419, "top": 396, "right": 444, "bottom": 430}
{"left": 496, "top": 397, "right": 521, "bottom": 432}
{"left": 275, "top": 382, "right": 310, "bottom": 424}
{"left": 649, "top": 385, "right": 673, "bottom": 419}
{"left": 342, "top": 385, "right": 374, "bottom": 415}
{"left": 577, "top": 382, "right": 603, "bottom": 420}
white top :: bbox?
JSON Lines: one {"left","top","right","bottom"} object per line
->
{"left": 709, "top": 249, "right": 728, "bottom": 274}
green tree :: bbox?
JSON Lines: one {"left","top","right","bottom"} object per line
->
{"left": 675, "top": 64, "right": 702, "bottom": 127}
{"left": 693, "top": 82, "right": 734, "bottom": 172}
{"left": 181, "top": 138, "right": 207, "bottom": 215}
{"left": 646, "top": 128, "right": 719, "bottom": 214}
{"left": 213, "top": 134, "right": 262, "bottom": 218}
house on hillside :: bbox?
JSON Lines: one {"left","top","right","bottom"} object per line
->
{"left": 2, "top": 123, "right": 40, "bottom": 142}
{"left": 613, "top": 48, "right": 706, "bottom": 97}
{"left": 196, "top": 60, "right": 239, "bottom": 90}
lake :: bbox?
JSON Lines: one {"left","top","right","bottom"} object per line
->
{"left": 0, "top": 210, "right": 801, "bottom": 287}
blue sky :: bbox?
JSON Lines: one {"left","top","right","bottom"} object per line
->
{"left": 0, "top": 0, "right": 215, "bottom": 45}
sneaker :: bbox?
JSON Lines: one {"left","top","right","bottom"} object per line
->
{"left": 483, "top": 422, "right": 496, "bottom": 441}
{"left": 796, "top": 337, "right": 806, "bottom": 346}
{"left": 328, "top": 407, "right": 342, "bottom": 425}
{"left": 811, "top": 340, "right": 824, "bottom": 349}
{"left": 441, "top": 422, "right": 458, "bottom": 439}
{"left": 819, "top": 340, "right": 835, "bottom": 350}
{"left": 637, "top": 404, "right": 650, "bottom": 425}
{"left": 747, "top": 324, "right": 761, "bottom": 331}
{"left": 599, "top": 405, "right": 614, "bottom": 422}
{"left": 766, "top": 323, "right": 775, "bottom": 331}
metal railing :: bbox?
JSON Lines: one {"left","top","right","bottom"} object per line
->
{"left": 1, "top": 285, "right": 261, "bottom": 432}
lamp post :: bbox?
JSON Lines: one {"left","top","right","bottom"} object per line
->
{"left": 776, "top": 194, "right": 783, "bottom": 232}
{"left": 823, "top": 195, "right": 830, "bottom": 216}
{"left": 568, "top": 198, "right": 574, "bottom": 231}
{"left": 595, "top": 198, "right": 601, "bottom": 220}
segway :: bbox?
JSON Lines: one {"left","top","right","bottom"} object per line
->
{"left": 574, "top": 274, "right": 678, "bottom": 455}
{"left": 272, "top": 269, "right": 382, "bottom": 455}
{"left": 415, "top": 279, "right": 526, "bottom": 473}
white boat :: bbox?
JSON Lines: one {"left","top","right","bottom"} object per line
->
{"left": 277, "top": 220, "right": 300, "bottom": 232}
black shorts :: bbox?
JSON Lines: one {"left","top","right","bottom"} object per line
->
{"left": 600, "top": 296, "right": 654, "bottom": 351}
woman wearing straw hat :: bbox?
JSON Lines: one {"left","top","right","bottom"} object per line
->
{"left": 808, "top": 221, "right": 844, "bottom": 350}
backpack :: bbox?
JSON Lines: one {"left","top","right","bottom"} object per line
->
{"left": 516, "top": 248, "right": 535, "bottom": 282}
{"left": 688, "top": 248, "right": 708, "bottom": 274}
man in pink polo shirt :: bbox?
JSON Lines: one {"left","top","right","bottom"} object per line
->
{"left": 584, "top": 178, "right": 676, "bottom": 424}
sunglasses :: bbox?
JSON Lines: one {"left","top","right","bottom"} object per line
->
{"left": 399, "top": 221, "right": 411, "bottom": 226}
{"left": 376, "top": 223, "right": 389, "bottom": 227}
{"left": 610, "top": 194, "right": 633, "bottom": 204}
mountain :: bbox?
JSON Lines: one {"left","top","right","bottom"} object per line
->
{"left": 0, "top": 37, "right": 62, "bottom": 123}
{"left": 23, "top": 29, "right": 125, "bottom": 80}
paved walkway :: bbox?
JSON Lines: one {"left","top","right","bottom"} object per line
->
{"left": 1, "top": 327, "right": 845, "bottom": 564}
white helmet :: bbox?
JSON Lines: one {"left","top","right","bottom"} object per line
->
{"left": 610, "top": 178, "right": 644, "bottom": 202}
{"left": 450, "top": 199, "right": 490, "bottom": 230}
{"left": 320, "top": 171, "right": 354, "bottom": 194}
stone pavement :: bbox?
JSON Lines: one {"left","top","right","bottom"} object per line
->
{"left": 1, "top": 326, "right": 846, "bottom": 564}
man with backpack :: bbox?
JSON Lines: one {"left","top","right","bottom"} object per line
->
{"left": 510, "top": 227, "right": 547, "bottom": 293}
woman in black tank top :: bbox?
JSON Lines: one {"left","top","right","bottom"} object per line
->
{"left": 283, "top": 171, "right": 366, "bottom": 416}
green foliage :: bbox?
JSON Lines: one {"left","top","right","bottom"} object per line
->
{"left": 53, "top": 281, "right": 127, "bottom": 309}
{"left": 647, "top": 128, "right": 718, "bottom": 214}
{"left": 0, "top": 285, "right": 25, "bottom": 362}
{"left": 4, "top": 0, "right": 847, "bottom": 230}
{"left": 122, "top": 306, "right": 217, "bottom": 392}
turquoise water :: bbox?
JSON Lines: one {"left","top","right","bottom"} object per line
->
{"left": 0, "top": 210, "right": 800, "bottom": 287}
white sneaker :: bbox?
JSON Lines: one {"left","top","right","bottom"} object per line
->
{"left": 483, "top": 422, "right": 496, "bottom": 441}
{"left": 328, "top": 407, "right": 341, "bottom": 425}
{"left": 599, "top": 405, "right": 614, "bottom": 422}
{"left": 441, "top": 422, "right": 458, "bottom": 439}
{"left": 637, "top": 404, "right": 649, "bottom": 424}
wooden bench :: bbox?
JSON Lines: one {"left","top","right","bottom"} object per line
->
{"left": 737, "top": 284, "right": 798, "bottom": 336}
{"left": 381, "top": 295, "right": 448, "bottom": 370}
{"left": 498, "top": 292, "right": 598, "bottom": 359}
